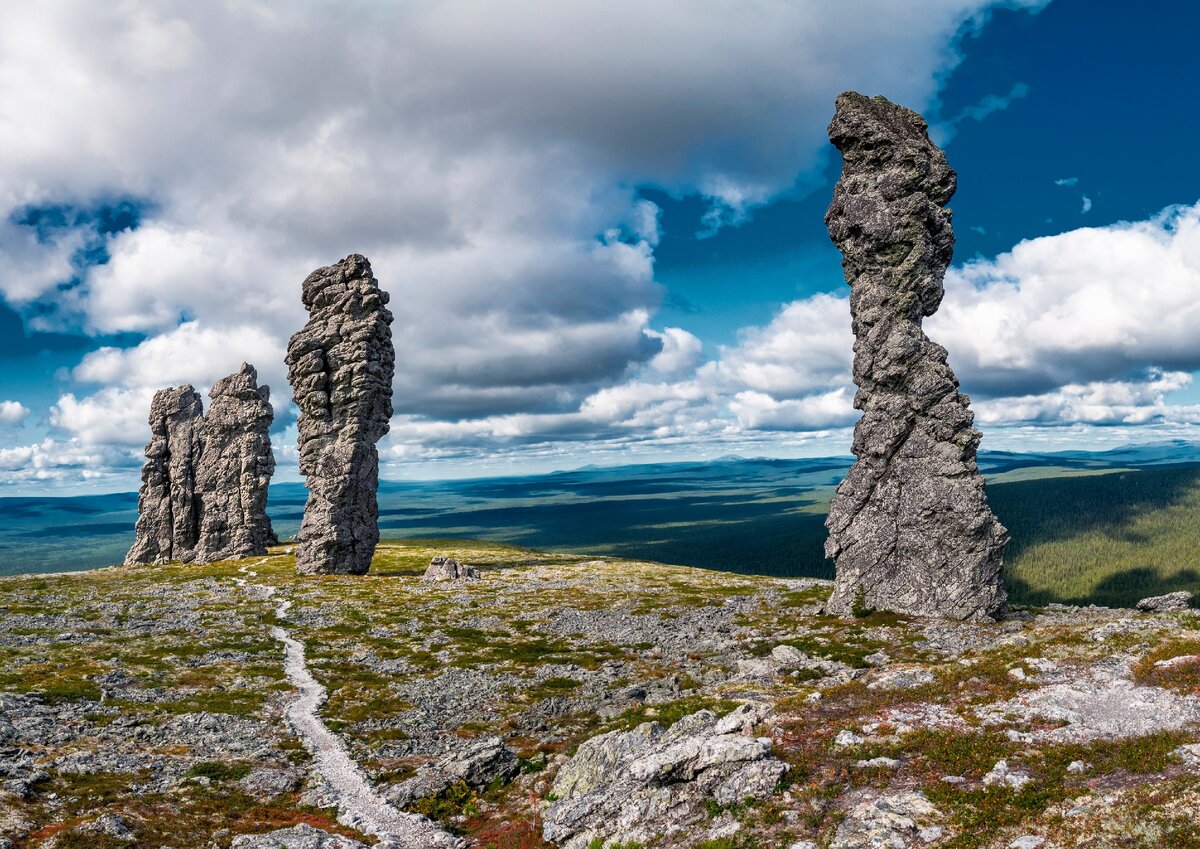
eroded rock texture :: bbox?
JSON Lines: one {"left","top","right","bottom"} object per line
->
{"left": 125, "top": 386, "right": 205, "bottom": 565}
{"left": 194, "top": 363, "right": 277, "bottom": 563}
{"left": 822, "top": 92, "right": 1007, "bottom": 621}
{"left": 286, "top": 254, "right": 394, "bottom": 575}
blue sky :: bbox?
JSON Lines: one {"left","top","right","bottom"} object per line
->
{"left": 3, "top": 0, "right": 1200, "bottom": 493}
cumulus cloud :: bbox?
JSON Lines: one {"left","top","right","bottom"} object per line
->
{"left": 0, "top": 402, "right": 30, "bottom": 426}
{"left": 974, "top": 371, "right": 1200, "bottom": 426}
{"left": 0, "top": 0, "right": 1055, "bottom": 484}
{"left": 932, "top": 202, "right": 1200, "bottom": 397}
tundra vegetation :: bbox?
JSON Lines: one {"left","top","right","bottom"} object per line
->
{"left": 1, "top": 539, "right": 1198, "bottom": 847}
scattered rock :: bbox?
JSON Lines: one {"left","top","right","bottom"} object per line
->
{"left": 983, "top": 760, "right": 1033, "bottom": 790}
{"left": 237, "top": 765, "right": 303, "bottom": 800}
{"left": 1009, "top": 837, "right": 1046, "bottom": 849}
{"left": 286, "top": 254, "right": 395, "bottom": 575}
{"left": 437, "top": 736, "right": 518, "bottom": 788}
{"left": 821, "top": 91, "right": 1007, "bottom": 621}
{"left": 831, "top": 790, "right": 943, "bottom": 849}
{"left": 1137, "top": 591, "right": 1194, "bottom": 612}
{"left": 978, "top": 662, "right": 1200, "bottom": 742}
{"left": 422, "top": 557, "right": 481, "bottom": 582}
{"left": 231, "top": 824, "right": 369, "bottom": 849}
{"left": 542, "top": 706, "right": 786, "bottom": 848}
{"left": 194, "top": 363, "right": 277, "bottom": 562}
{"left": 73, "top": 813, "right": 135, "bottom": 840}
{"left": 125, "top": 385, "right": 205, "bottom": 565}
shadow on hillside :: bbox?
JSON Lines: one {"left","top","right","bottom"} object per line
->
{"left": 1009, "top": 566, "right": 1200, "bottom": 610}
{"left": 990, "top": 465, "right": 1200, "bottom": 560}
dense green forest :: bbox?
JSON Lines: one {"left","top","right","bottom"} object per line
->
{"left": 4, "top": 453, "right": 1199, "bottom": 608}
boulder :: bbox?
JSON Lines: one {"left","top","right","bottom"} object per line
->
{"left": 1136, "top": 591, "right": 1193, "bottom": 613}
{"left": 542, "top": 704, "right": 786, "bottom": 848}
{"left": 822, "top": 92, "right": 1007, "bottom": 621}
{"left": 422, "top": 557, "right": 481, "bottom": 582}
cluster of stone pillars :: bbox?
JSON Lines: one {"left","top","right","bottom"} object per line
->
{"left": 126, "top": 95, "right": 1007, "bottom": 619}
{"left": 126, "top": 255, "right": 394, "bottom": 575}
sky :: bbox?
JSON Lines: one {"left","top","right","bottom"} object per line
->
{"left": 4, "top": 0, "right": 1200, "bottom": 494}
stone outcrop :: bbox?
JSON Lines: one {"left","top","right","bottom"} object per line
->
{"left": 194, "top": 363, "right": 277, "bottom": 563}
{"left": 542, "top": 703, "right": 787, "bottom": 848}
{"left": 1136, "top": 591, "right": 1194, "bottom": 613}
{"left": 422, "top": 556, "right": 481, "bottom": 582}
{"left": 125, "top": 386, "right": 205, "bottom": 565}
{"left": 286, "top": 254, "right": 395, "bottom": 575}
{"left": 822, "top": 92, "right": 1007, "bottom": 621}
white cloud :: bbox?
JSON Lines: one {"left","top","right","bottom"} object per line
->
{"left": 51, "top": 388, "right": 155, "bottom": 447}
{"left": 647, "top": 328, "right": 703, "bottom": 375}
{"left": 0, "top": 401, "right": 30, "bottom": 425}
{"left": 0, "top": 0, "right": 1056, "bottom": 483}
{"left": 704, "top": 294, "right": 853, "bottom": 397}
{"left": 729, "top": 387, "right": 857, "bottom": 431}
{"left": 932, "top": 202, "right": 1200, "bottom": 397}
{"left": 0, "top": 438, "right": 140, "bottom": 485}
{"left": 974, "top": 371, "right": 1200, "bottom": 426}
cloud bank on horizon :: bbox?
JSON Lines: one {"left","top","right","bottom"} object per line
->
{"left": 2, "top": 0, "right": 1199, "bottom": 490}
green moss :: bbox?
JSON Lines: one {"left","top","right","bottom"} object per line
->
{"left": 188, "top": 760, "right": 253, "bottom": 781}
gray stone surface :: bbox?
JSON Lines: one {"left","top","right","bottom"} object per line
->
{"left": 286, "top": 254, "right": 395, "bottom": 575}
{"left": 195, "top": 363, "right": 277, "bottom": 563}
{"left": 422, "top": 557, "right": 481, "bottom": 582}
{"left": 830, "top": 790, "right": 943, "bottom": 849}
{"left": 822, "top": 91, "right": 1007, "bottom": 621}
{"left": 1136, "top": 590, "right": 1194, "bottom": 612}
{"left": 542, "top": 704, "right": 786, "bottom": 848}
{"left": 125, "top": 385, "right": 205, "bottom": 565}
{"left": 232, "top": 824, "right": 369, "bottom": 849}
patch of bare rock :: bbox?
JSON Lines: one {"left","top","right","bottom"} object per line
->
{"left": 543, "top": 703, "right": 786, "bottom": 848}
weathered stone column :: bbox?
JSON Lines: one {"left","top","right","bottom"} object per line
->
{"left": 822, "top": 92, "right": 1007, "bottom": 620}
{"left": 194, "top": 363, "right": 278, "bottom": 563}
{"left": 125, "top": 385, "right": 205, "bottom": 565}
{"left": 286, "top": 254, "right": 394, "bottom": 575}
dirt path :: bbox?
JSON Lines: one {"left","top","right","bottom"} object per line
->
{"left": 237, "top": 559, "right": 463, "bottom": 848}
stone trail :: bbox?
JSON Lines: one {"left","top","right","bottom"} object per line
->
{"left": 234, "top": 557, "right": 461, "bottom": 848}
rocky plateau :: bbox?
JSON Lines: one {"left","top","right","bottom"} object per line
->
{"left": 1, "top": 540, "right": 1198, "bottom": 849}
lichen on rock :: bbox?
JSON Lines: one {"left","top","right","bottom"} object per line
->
{"left": 125, "top": 385, "right": 205, "bottom": 565}
{"left": 822, "top": 92, "right": 1007, "bottom": 621}
{"left": 285, "top": 254, "right": 395, "bottom": 575}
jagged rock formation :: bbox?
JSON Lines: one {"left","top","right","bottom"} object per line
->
{"left": 822, "top": 92, "right": 1007, "bottom": 621}
{"left": 194, "top": 363, "right": 277, "bottom": 563}
{"left": 422, "top": 556, "right": 481, "bottom": 582}
{"left": 125, "top": 386, "right": 205, "bottom": 565}
{"left": 286, "top": 254, "right": 395, "bottom": 575}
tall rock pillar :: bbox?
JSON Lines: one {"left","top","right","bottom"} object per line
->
{"left": 286, "top": 254, "right": 395, "bottom": 575}
{"left": 194, "top": 363, "right": 278, "bottom": 563}
{"left": 822, "top": 92, "right": 1007, "bottom": 620}
{"left": 125, "top": 386, "right": 205, "bottom": 565}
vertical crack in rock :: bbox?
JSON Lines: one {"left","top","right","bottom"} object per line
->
{"left": 822, "top": 92, "right": 1007, "bottom": 621}
{"left": 125, "top": 385, "right": 205, "bottom": 565}
{"left": 194, "top": 363, "right": 278, "bottom": 563}
{"left": 286, "top": 254, "right": 395, "bottom": 575}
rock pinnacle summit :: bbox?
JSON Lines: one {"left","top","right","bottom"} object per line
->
{"left": 285, "top": 254, "right": 395, "bottom": 575}
{"left": 822, "top": 92, "right": 1007, "bottom": 620}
